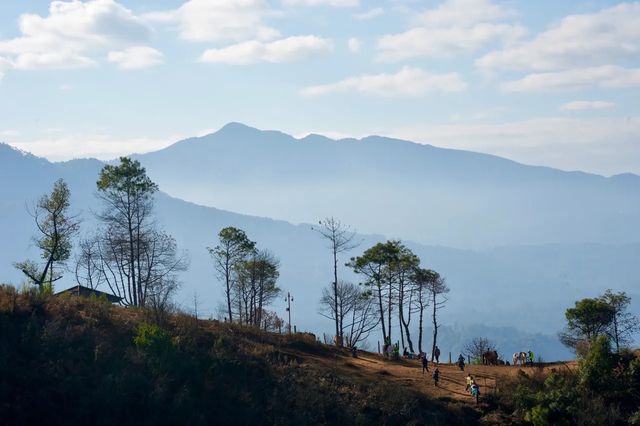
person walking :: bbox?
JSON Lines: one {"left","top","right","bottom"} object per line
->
{"left": 434, "top": 346, "right": 441, "bottom": 364}
{"left": 457, "top": 353, "right": 465, "bottom": 371}
{"left": 465, "top": 374, "right": 473, "bottom": 392}
{"left": 470, "top": 382, "right": 480, "bottom": 404}
{"left": 432, "top": 368, "right": 440, "bottom": 387}
{"left": 421, "top": 354, "right": 429, "bottom": 374}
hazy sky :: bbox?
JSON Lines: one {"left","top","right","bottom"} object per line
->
{"left": 0, "top": 0, "right": 638, "bottom": 175}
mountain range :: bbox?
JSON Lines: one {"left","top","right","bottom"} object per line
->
{"left": 2, "top": 123, "right": 639, "bottom": 360}
{"left": 133, "top": 122, "right": 640, "bottom": 249}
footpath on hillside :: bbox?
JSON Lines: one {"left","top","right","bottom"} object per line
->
{"left": 302, "top": 349, "right": 574, "bottom": 410}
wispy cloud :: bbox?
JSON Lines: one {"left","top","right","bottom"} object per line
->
{"left": 353, "top": 7, "right": 384, "bottom": 20}
{"left": 560, "top": 101, "right": 615, "bottom": 111}
{"left": 477, "top": 3, "right": 640, "bottom": 72}
{"left": 108, "top": 46, "right": 164, "bottom": 70}
{"left": 501, "top": 66, "right": 640, "bottom": 92}
{"left": 302, "top": 67, "right": 467, "bottom": 97}
{"left": 143, "top": 0, "right": 279, "bottom": 43}
{"left": 283, "top": 0, "right": 359, "bottom": 7}
{"left": 199, "top": 36, "right": 332, "bottom": 64}
{"left": 377, "top": 0, "right": 524, "bottom": 62}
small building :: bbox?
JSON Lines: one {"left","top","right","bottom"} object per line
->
{"left": 55, "top": 284, "right": 122, "bottom": 304}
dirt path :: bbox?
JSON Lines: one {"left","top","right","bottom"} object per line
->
{"left": 347, "top": 354, "right": 495, "bottom": 403}
{"left": 305, "top": 350, "right": 575, "bottom": 409}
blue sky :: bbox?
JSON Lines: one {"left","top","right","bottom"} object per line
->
{"left": 0, "top": 0, "right": 638, "bottom": 175}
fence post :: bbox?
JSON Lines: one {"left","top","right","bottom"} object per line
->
{"left": 294, "top": 325, "right": 297, "bottom": 333}
{"left": 449, "top": 352, "right": 451, "bottom": 364}
{"left": 378, "top": 341, "right": 380, "bottom": 354}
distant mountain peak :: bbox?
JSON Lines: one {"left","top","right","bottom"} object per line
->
{"left": 0, "top": 142, "right": 38, "bottom": 159}
{"left": 216, "top": 122, "right": 260, "bottom": 135}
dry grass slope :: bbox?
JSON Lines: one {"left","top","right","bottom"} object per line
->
{"left": 0, "top": 286, "right": 483, "bottom": 426}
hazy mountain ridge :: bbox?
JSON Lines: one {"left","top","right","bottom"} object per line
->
{"left": 129, "top": 123, "right": 640, "bottom": 248}
{"left": 1, "top": 139, "right": 639, "bottom": 359}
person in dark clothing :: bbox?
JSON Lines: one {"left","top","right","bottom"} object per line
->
{"left": 421, "top": 354, "right": 429, "bottom": 374}
{"left": 432, "top": 368, "right": 440, "bottom": 387}
{"left": 434, "top": 346, "right": 441, "bottom": 364}
{"left": 457, "top": 353, "right": 465, "bottom": 371}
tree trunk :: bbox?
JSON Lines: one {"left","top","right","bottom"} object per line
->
{"left": 431, "top": 291, "right": 438, "bottom": 361}
{"left": 376, "top": 283, "right": 387, "bottom": 341}
{"left": 333, "top": 246, "right": 341, "bottom": 345}
{"left": 225, "top": 251, "right": 233, "bottom": 322}
{"left": 418, "top": 301, "right": 424, "bottom": 354}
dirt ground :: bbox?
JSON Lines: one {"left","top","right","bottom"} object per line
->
{"left": 306, "top": 350, "right": 576, "bottom": 408}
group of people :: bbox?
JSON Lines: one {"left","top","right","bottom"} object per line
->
{"left": 383, "top": 343, "right": 482, "bottom": 403}
{"left": 419, "top": 349, "right": 479, "bottom": 404}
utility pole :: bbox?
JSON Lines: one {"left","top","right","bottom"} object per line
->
{"left": 285, "top": 292, "right": 294, "bottom": 333}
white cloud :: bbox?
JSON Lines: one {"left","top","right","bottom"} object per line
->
{"left": 413, "top": 0, "right": 513, "bottom": 27}
{"left": 347, "top": 37, "right": 361, "bottom": 53}
{"left": 108, "top": 46, "right": 164, "bottom": 69}
{"left": 198, "top": 35, "right": 332, "bottom": 64}
{"left": 283, "top": 0, "right": 358, "bottom": 7}
{"left": 477, "top": 2, "right": 640, "bottom": 72}
{"left": 0, "top": 0, "right": 150, "bottom": 72}
{"left": 376, "top": 0, "right": 525, "bottom": 61}
{"left": 353, "top": 7, "right": 384, "bottom": 20}
{"left": 0, "top": 130, "right": 21, "bottom": 137}
{"left": 12, "top": 51, "right": 96, "bottom": 70}
{"left": 10, "top": 133, "right": 180, "bottom": 161}
{"left": 144, "top": 0, "right": 279, "bottom": 43}
{"left": 301, "top": 66, "right": 467, "bottom": 97}
{"left": 392, "top": 117, "right": 640, "bottom": 175}
{"left": 560, "top": 101, "right": 615, "bottom": 111}
{"left": 501, "top": 66, "right": 640, "bottom": 92}
{"left": 378, "top": 24, "right": 526, "bottom": 61}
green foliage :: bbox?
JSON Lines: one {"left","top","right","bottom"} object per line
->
{"left": 579, "top": 335, "right": 614, "bottom": 391}
{"left": 560, "top": 297, "right": 615, "bottom": 350}
{"left": 15, "top": 178, "right": 79, "bottom": 288}
{"left": 97, "top": 157, "right": 158, "bottom": 196}
{"left": 523, "top": 405, "right": 551, "bottom": 426}
{"left": 514, "top": 372, "right": 579, "bottom": 426}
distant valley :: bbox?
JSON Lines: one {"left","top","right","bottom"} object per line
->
{"left": 2, "top": 124, "right": 639, "bottom": 360}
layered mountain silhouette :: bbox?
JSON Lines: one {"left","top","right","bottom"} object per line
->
{"left": 133, "top": 122, "right": 640, "bottom": 249}
{"left": 2, "top": 124, "right": 639, "bottom": 359}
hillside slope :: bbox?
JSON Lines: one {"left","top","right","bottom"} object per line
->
{"left": 0, "top": 288, "right": 479, "bottom": 426}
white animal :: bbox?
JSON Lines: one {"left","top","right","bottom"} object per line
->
{"left": 512, "top": 351, "right": 527, "bottom": 366}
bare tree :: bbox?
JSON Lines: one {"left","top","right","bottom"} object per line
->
{"left": 314, "top": 217, "right": 359, "bottom": 346}
{"left": 98, "top": 228, "right": 187, "bottom": 306}
{"left": 464, "top": 337, "right": 496, "bottom": 363}
{"left": 599, "top": 289, "right": 640, "bottom": 352}
{"left": 343, "top": 288, "right": 380, "bottom": 348}
{"left": 16, "top": 178, "right": 80, "bottom": 289}
{"left": 319, "top": 280, "right": 379, "bottom": 348}
{"left": 95, "top": 158, "right": 187, "bottom": 306}
{"left": 74, "top": 236, "right": 104, "bottom": 290}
